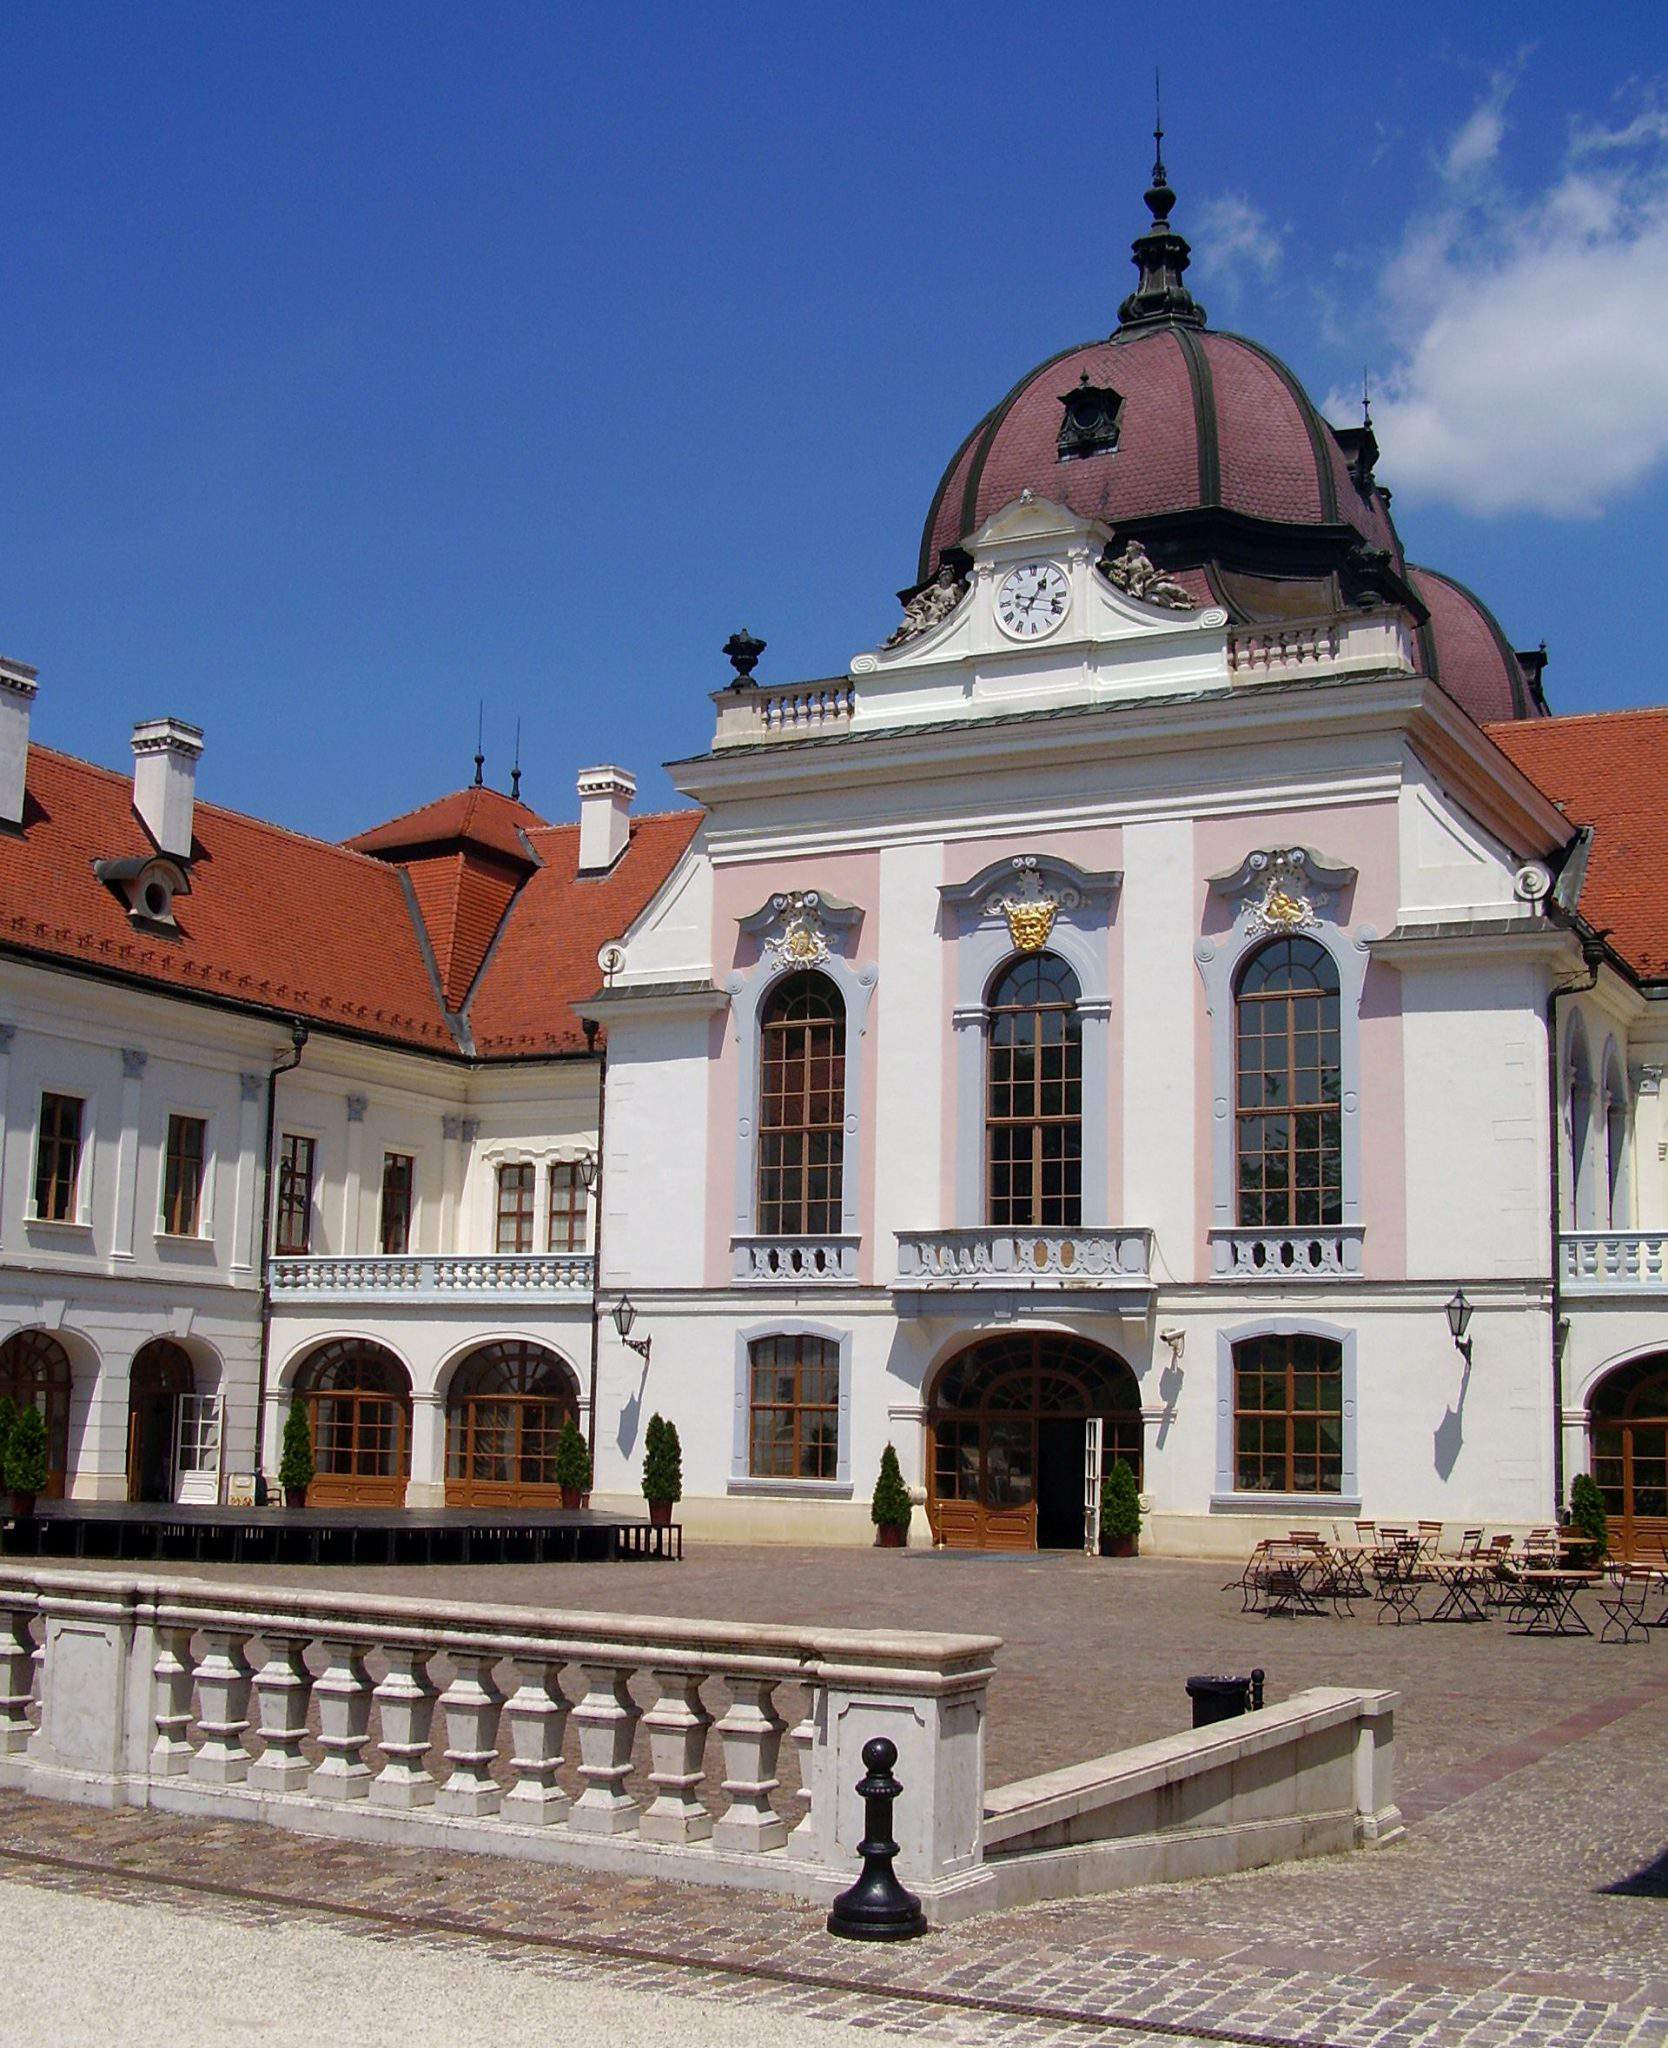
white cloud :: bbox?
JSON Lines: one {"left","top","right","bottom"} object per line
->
{"left": 1193, "top": 194, "right": 1283, "bottom": 295}
{"left": 1330, "top": 77, "right": 1668, "bottom": 518}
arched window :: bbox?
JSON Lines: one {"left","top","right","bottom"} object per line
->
{"left": 758, "top": 973, "right": 845, "bottom": 1236}
{"left": 1235, "top": 937, "right": 1341, "bottom": 1229}
{"left": 748, "top": 1333, "right": 840, "bottom": 1479}
{"left": 1604, "top": 1057, "right": 1630, "bottom": 1228}
{"left": 1232, "top": 1333, "right": 1344, "bottom": 1495}
{"left": 445, "top": 1341, "right": 580, "bottom": 1506}
{"left": 0, "top": 1329, "right": 73, "bottom": 1500}
{"left": 1588, "top": 1355, "right": 1668, "bottom": 1556}
{"left": 292, "top": 1340, "right": 411, "bottom": 1506}
{"left": 985, "top": 953, "right": 1082, "bottom": 1227}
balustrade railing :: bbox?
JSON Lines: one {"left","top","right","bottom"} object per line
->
{"left": 1211, "top": 1228, "right": 1364, "bottom": 1278}
{"left": 895, "top": 1228, "right": 1153, "bottom": 1288}
{"left": 711, "top": 679, "right": 856, "bottom": 746}
{"left": 1561, "top": 1230, "right": 1668, "bottom": 1289}
{"left": 731, "top": 1236, "right": 861, "bottom": 1283}
{"left": 269, "top": 1253, "right": 595, "bottom": 1302}
{"left": 0, "top": 1569, "right": 994, "bottom": 1902}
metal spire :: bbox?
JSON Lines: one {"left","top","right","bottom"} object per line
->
{"left": 1116, "top": 97, "right": 1206, "bottom": 331}
{"left": 473, "top": 702, "right": 485, "bottom": 789}
{"left": 510, "top": 719, "right": 522, "bottom": 802}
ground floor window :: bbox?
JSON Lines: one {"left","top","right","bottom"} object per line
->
{"left": 1232, "top": 1333, "right": 1344, "bottom": 1494}
{"left": 0, "top": 1329, "right": 73, "bottom": 1499}
{"left": 292, "top": 1340, "right": 411, "bottom": 1506}
{"left": 445, "top": 1341, "right": 580, "bottom": 1505}
{"left": 748, "top": 1333, "right": 840, "bottom": 1480}
{"left": 1589, "top": 1354, "right": 1668, "bottom": 1557}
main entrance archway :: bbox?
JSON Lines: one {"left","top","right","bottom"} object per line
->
{"left": 292, "top": 1341, "right": 412, "bottom": 1507}
{"left": 927, "top": 1333, "right": 1142, "bottom": 1551}
{"left": 127, "top": 1340, "right": 194, "bottom": 1503}
{"left": 444, "top": 1341, "right": 581, "bottom": 1507}
{"left": 1589, "top": 1355, "right": 1668, "bottom": 1558}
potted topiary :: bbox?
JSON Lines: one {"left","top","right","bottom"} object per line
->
{"left": 641, "top": 1412, "right": 682, "bottom": 1528}
{"left": 0, "top": 1397, "right": 15, "bottom": 1516}
{"left": 871, "top": 1442, "right": 912, "bottom": 1548}
{"left": 1566, "top": 1472, "right": 1608, "bottom": 1567}
{"left": 554, "top": 1417, "right": 592, "bottom": 1511}
{"left": 277, "top": 1400, "right": 314, "bottom": 1510}
{"left": 5, "top": 1403, "right": 48, "bottom": 1520}
{"left": 1099, "top": 1458, "right": 1141, "bottom": 1558}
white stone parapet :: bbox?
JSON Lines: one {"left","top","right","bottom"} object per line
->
{"left": 711, "top": 679, "right": 856, "bottom": 747}
{"left": 895, "top": 1227, "right": 1153, "bottom": 1288}
{"left": 1210, "top": 1227, "right": 1365, "bottom": 1278}
{"left": 731, "top": 1236, "right": 861, "bottom": 1283}
{"left": 1561, "top": 1230, "right": 1668, "bottom": 1292}
{"left": 268, "top": 1253, "right": 595, "bottom": 1302}
{"left": 1226, "top": 610, "right": 1414, "bottom": 682}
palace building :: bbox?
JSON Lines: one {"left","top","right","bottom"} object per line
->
{"left": 3, "top": 157, "right": 1666, "bottom": 1553}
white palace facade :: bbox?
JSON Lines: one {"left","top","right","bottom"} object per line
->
{"left": 4, "top": 163, "right": 1667, "bottom": 1555}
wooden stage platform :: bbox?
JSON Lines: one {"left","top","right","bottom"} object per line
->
{"left": 2, "top": 1501, "right": 683, "bottom": 1567}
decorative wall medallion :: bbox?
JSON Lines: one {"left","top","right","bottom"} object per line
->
{"left": 763, "top": 891, "right": 832, "bottom": 970}
{"left": 981, "top": 857, "right": 1083, "bottom": 953}
{"left": 1216, "top": 846, "right": 1357, "bottom": 939}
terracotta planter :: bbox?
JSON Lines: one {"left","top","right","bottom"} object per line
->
{"left": 561, "top": 1486, "right": 583, "bottom": 1510}
{"left": 647, "top": 1499, "right": 674, "bottom": 1527}
{"left": 875, "top": 1522, "right": 907, "bottom": 1548}
{"left": 1102, "top": 1533, "right": 1138, "bottom": 1558}
{"left": 283, "top": 1485, "right": 307, "bottom": 1510}
{"left": 9, "top": 1491, "right": 36, "bottom": 1521}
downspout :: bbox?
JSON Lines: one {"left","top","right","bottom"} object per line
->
{"left": 1546, "top": 929, "right": 1604, "bottom": 1521}
{"left": 583, "top": 1018, "right": 607, "bottom": 1466}
{"left": 252, "top": 1018, "right": 310, "bottom": 1502}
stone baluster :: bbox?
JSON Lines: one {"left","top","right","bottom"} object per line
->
{"left": 310, "top": 1640, "right": 375, "bottom": 1799}
{"left": 435, "top": 1653, "right": 504, "bottom": 1817}
{"left": 502, "top": 1663, "right": 571, "bottom": 1826}
{"left": 569, "top": 1662, "right": 641, "bottom": 1835}
{"left": 150, "top": 1624, "right": 197, "bottom": 1777}
{"left": 371, "top": 1647, "right": 440, "bottom": 1809}
{"left": 640, "top": 1669, "right": 712, "bottom": 1843}
{"left": 0, "top": 1602, "right": 36, "bottom": 1755}
{"left": 248, "top": 1636, "right": 314, "bottom": 1793}
{"left": 712, "top": 1676, "right": 788, "bottom": 1852}
{"left": 787, "top": 1687, "right": 819, "bottom": 1846}
{"left": 190, "top": 1628, "right": 254, "bottom": 1784}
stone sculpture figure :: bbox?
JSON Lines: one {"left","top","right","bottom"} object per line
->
{"left": 882, "top": 563, "right": 967, "bottom": 648}
{"left": 1101, "top": 539, "right": 1194, "bottom": 611}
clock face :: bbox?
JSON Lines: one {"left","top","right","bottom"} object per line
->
{"left": 996, "top": 559, "right": 1070, "bottom": 640}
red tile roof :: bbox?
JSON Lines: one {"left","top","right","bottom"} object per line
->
{"left": 0, "top": 746, "right": 700, "bottom": 1057}
{"left": 1487, "top": 708, "right": 1668, "bottom": 980}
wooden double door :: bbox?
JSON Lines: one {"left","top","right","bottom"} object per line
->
{"left": 1590, "top": 1356, "right": 1668, "bottom": 1559}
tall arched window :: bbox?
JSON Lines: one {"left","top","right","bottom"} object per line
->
{"left": 445, "top": 1341, "right": 580, "bottom": 1506}
{"left": 1235, "top": 937, "right": 1341, "bottom": 1228}
{"left": 1604, "top": 1056, "right": 1630, "bottom": 1228}
{"left": 985, "top": 953, "right": 1082, "bottom": 1227}
{"left": 758, "top": 972, "right": 845, "bottom": 1235}
{"left": 292, "top": 1340, "right": 412, "bottom": 1507}
{"left": 0, "top": 1329, "right": 73, "bottom": 1500}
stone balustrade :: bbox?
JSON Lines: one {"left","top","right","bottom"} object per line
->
{"left": 269, "top": 1252, "right": 595, "bottom": 1303}
{"left": 1227, "top": 610, "right": 1414, "bottom": 683}
{"left": 711, "top": 679, "right": 856, "bottom": 746}
{"left": 1211, "top": 1227, "right": 1364, "bottom": 1278}
{"left": 1561, "top": 1230, "right": 1668, "bottom": 1292}
{"left": 895, "top": 1227, "right": 1153, "bottom": 1291}
{"left": 731, "top": 1235, "right": 861, "bottom": 1283}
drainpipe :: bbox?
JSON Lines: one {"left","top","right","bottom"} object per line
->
{"left": 1546, "top": 930, "right": 1605, "bottom": 1521}
{"left": 583, "top": 1019, "right": 607, "bottom": 1465}
{"left": 252, "top": 1018, "right": 310, "bottom": 1502}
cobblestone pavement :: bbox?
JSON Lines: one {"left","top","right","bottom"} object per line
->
{"left": 6, "top": 1548, "right": 1666, "bottom": 2048}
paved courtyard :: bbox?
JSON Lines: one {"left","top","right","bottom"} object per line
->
{"left": 2, "top": 1547, "right": 1665, "bottom": 2047}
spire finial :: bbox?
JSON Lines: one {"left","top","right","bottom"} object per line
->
{"left": 1117, "top": 108, "right": 1205, "bottom": 331}
{"left": 510, "top": 719, "right": 522, "bottom": 802}
{"left": 1362, "top": 369, "right": 1373, "bottom": 431}
{"left": 1154, "top": 68, "right": 1164, "bottom": 181}
{"left": 473, "top": 701, "right": 485, "bottom": 789}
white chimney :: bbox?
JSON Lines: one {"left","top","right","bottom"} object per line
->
{"left": 131, "top": 717, "right": 204, "bottom": 860}
{"left": 0, "top": 656, "right": 39, "bottom": 830}
{"left": 577, "top": 765, "right": 635, "bottom": 875}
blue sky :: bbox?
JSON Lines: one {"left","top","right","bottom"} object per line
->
{"left": 6, "top": 4, "right": 1668, "bottom": 830}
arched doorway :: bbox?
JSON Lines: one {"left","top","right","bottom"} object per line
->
{"left": 927, "top": 1333, "right": 1142, "bottom": 1551}
{"left": 127, "top": 1340, "right": 194, "bottom": 1503}
{"left": 0, "top": 1329, "right": 73, "bottom": 1500}
{"left": 292, "top": 1341, "right": 412, "bottom": 1507}
{"left": 1589, "top": 1355, "right": 1668, "bottom": 1558}
{"left": 444, "top": 1341, "right": 580, "bottom": 1507}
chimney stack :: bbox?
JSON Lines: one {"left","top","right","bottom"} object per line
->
{"left": 131, "top": 717, "right": 204, "bottom": 860}
{"left": 0, "top": 656, "right": 39, "bottom": 830}
{"left": 576, "top": 766, "right": 635, "bottom": 875}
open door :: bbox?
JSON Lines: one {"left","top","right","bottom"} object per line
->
{"left": 1083, "top": 1415, "right": 1103, "bottom": 1556}
{"left": 175, "top": 1392, "right": 223, "bottom": 1505}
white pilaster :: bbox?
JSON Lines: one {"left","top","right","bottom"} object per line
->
{"left": 112, "top": 1047, "right": 148, "bottom": 1260}
{"left": 343, "top": 1094, "right": 367, "bottom": 1253}
{"left": 0, "top": 1022, "right": 14, "bottom": 1250}
{"left": 874, "top": 842, "right": 942, "bottom": 1272}
{"left": 1121, "top": 819, "right": 1197, "bottom": 1276}
{"left": 231, "top": 1072, "right": 262, "bottom": 1277}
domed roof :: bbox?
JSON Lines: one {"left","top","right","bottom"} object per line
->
{"left": 1409, "top": 565, "right": 1544, "bottom": 725}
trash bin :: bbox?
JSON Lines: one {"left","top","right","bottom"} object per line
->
{"left": 1185, "top": 1668, "right": 1265, "bottom": 1728}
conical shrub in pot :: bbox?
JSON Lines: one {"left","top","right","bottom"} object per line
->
{"left": 5, "top": 1402, "right": 48, "bottom": 1517}
{"left": 642, "top": 1412, "right": 682, "bottom": 1526}
{"left": 554, "top": 1418, "right": 592, "bottom": 1509}
{"left": 278, "top": 1401, "right": 314, "bottom": 1508}
{"left": 1099, "top": 1458, "right": 1141, "bottom": 1557}
{"left": 871, "top": 1442, "right": 912, "bottom": 1548}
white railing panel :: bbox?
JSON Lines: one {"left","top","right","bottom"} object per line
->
{"left": 1561, "top": 1231, "right": 1668, "bottom": 1289}
{"left": 269, "top": 1252, "right": 595, "bottom": 1302}
{"left": 1211, "top": 1227, "right": 1364, "bottom": 1278}
{"left": 731, "top": 1236, "right": 860, "bottom": 1283}
{"left": 895, "top": 1228, "right": 1154, "bottom": 1287}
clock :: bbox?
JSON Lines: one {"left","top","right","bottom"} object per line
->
{"left": 996, "top": 559, "right": 1070, "bottom": 640}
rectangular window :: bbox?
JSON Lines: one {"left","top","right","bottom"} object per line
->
{"left": 748, "top": 1333, "right": 840, "bottom": 1480}
{"left": 34, "top": 1093, "right": 84, "bottom": 1222}
{"left": 496, "top": 1162, "right": 535, "bottom": 1253}
{"left": 547, "top": 1161, "right": 588, "bottom": 1252}
{"left": 161, "top": 1113, "right": 207, "bottom": 1236}
{"left": 1233, "top": 1333, "right": 1344, "bottom": 1495}
{"left": 275, "top": 1133, "right": 316, "bottom": 1255}
{"left": 380, "top": 1153, "right": 414, "bottom": 1255}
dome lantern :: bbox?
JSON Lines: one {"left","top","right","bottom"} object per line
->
{"left": 1116, "top": 124, "right": 1206, "bottom": 332}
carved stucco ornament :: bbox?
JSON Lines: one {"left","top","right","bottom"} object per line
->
{"left": 1099, "top": 538, "right": 1195, "bottom": 611}
{"left": 738, "top": 888, "right": 864, "bottom": 972}
{"left": 982, "top": 857, "right": 1085, "bottom": 954}
{"left": 882, "top": 562, "right": 970, "bottom": 649}
{"left": 1207, "top": 846, "right": 1359, "bottom": 939}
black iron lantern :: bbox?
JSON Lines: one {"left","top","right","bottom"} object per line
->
{"left": 575, "top": 1150, "right": 599, "bottom": 1192}
{"left": 611, "top": 1294, "right": 651, "bottom": 1363}
{"left": 1445, "top": 1288, "right": 1473, "bottom": 1364}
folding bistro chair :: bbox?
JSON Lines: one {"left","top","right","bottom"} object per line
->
{"left": 1457, "top": 1527, "right": 1484, "bottom": 1558}
{"left": 1417, "top": 1519, "right": 1445, "bottom": 1556}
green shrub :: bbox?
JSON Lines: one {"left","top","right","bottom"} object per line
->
{"left": 277, "top": 1401, "right": 315, "bottom": 1494}
{"left": 1568, "top": 1472, "right": 1608, "bottom": 1560}
{"left": 870, "top": 1443, "right": 912, "bottom": 1532}
{"left": 554, "top": 1418, "right": 592, "bottom": 1495}
{"left": 642, "top": 1413, "right": 682, "bottom": 1506}
{"left": 4, "top": 1403, "right": 48, "bottom": 1495}
{"left": 1099, "top": 1458, "right": 1141, "bottom": 1546}
{"left": 0, "top": 1396, "right": 16, "bottom": 1483}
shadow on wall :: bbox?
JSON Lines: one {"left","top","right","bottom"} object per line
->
{"left": 1433, "top": 1356, "right": 1472, "bottom": 1481}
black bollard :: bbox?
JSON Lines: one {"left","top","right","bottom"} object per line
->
{"left": 1186, "top": 1670, "right": 1265, "bottom": 1728}
{"left": 826, "top": 1735, "right": 928, "bottom": 1941}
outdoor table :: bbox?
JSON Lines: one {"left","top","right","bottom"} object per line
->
{"left": 1510, "top": 1569, "right": 1599, "bottom": 1636}
{"left": 1255, "top": 1550, "right": 1329, "bottom": 1618}
{"left": 1426, "top": 1557, "right": 1491, "bottom": 1623}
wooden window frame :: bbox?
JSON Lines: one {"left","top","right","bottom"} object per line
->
{"left": 546, "top": 1161, "right": 588, "bottom": 1253}
{"left": 1234, "top": 938, "right": 1342, "bottom": 1229}
{"left": 495, "top": 1161, "right": 535, "bottom": 1254}
{"left": 1232, "top": 1333, "right": 1345, "bottom": 1495}
{"left": 274, "top": 1133, "right": 316, "bottom": 1255}
{"left": 747, "top": 1333, "right": 841, "bottom": 1481}
{"left": 983, "top": 954, "right": 1083, "bottom": 1228}
{"left": 161, "top": 1113, "right": 207, "bottom": 1237}
{"left": 379, "top": 1152, "right": 415, "bottom": 1255}
{"left": 34, "top": 1092, "right": 84, "bottom": 1223}
{"left": 757, "top": 974, "right": 845, "bottom": 1237}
